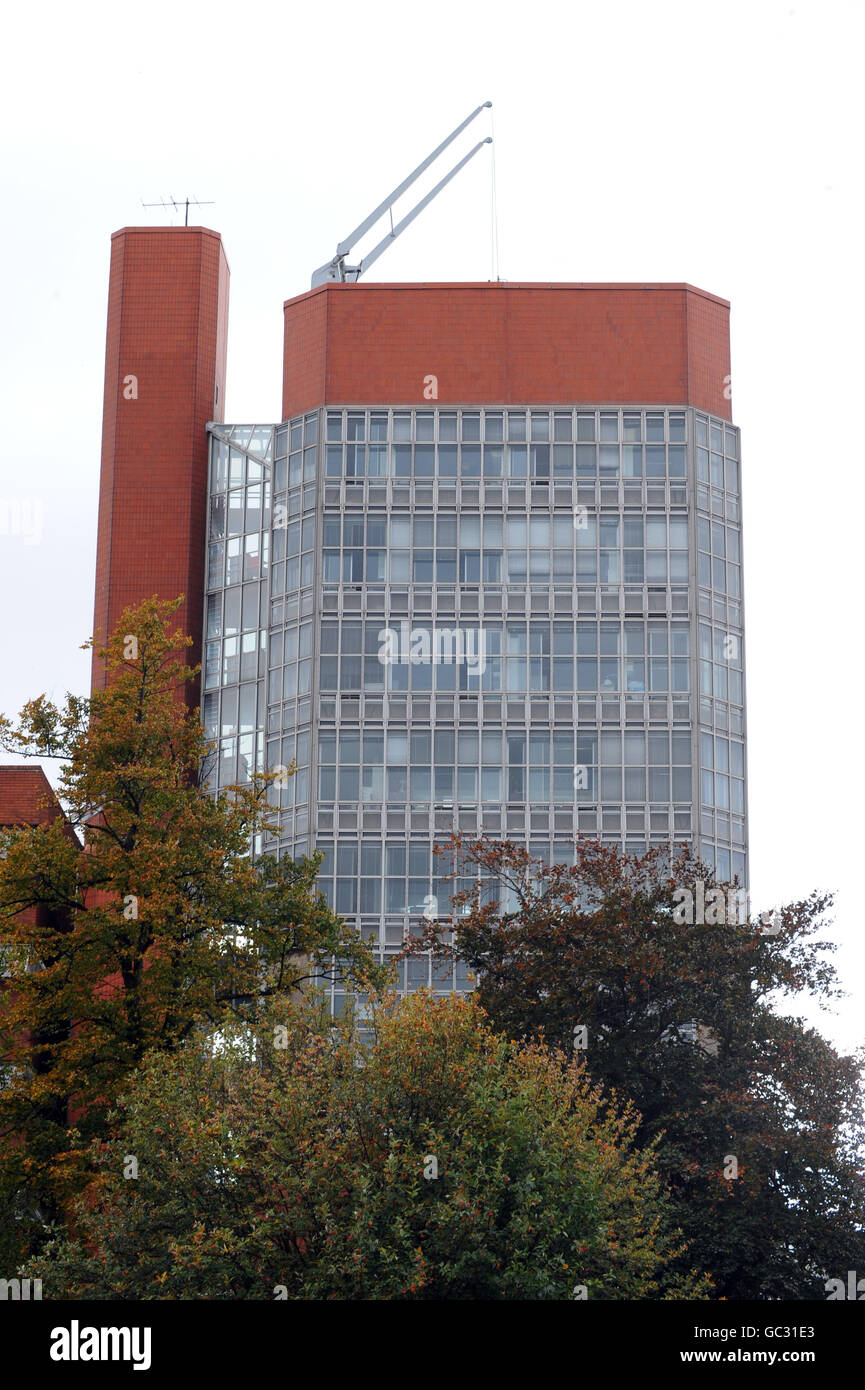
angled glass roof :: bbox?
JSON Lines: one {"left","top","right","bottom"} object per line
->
{"left": 208, "top": 423, "right": 274, "bottom": 461}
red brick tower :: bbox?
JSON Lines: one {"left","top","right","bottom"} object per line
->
{"left": 92, "top": 226, "right": 230, "bottom": 699}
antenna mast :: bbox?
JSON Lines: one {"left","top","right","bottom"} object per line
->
{"left": 311, "top": 103, "right": 492, "bottom": 288}
{"left": 141, "top": 195, "right": 215, "bottom": 227}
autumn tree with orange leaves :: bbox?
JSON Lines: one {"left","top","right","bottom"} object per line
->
{"left": 28, "top": 990, "right": 709, "bottom": 1300}
{"left": 0, "top": 598, "right": 381, "bottom": 1264}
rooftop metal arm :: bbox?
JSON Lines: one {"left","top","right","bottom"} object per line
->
{"left": 311, "top": 102, "right": 492, "bottom": 288}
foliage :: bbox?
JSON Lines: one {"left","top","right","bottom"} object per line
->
{"left": 411, "top": 836, "right": 865, "bottom": 1299}
{"left": 28, "top": 990, "right": 708, "bottom": 1300}
{"left": 0, "top": 597, "right": 382, "bottom": 1262}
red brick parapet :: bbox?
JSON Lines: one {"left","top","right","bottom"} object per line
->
{"left": 282, "top": 281, "right": 732, "bottom": 421}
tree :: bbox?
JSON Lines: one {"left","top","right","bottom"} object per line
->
{"left": 0, "top": 597, "right": 381, "bottom": 1263}
{"left": 412, "top": 835, "right": 865, "bottom": 1300}
{"left": 28, "top": 990, "right": 709, "bottom": 1300}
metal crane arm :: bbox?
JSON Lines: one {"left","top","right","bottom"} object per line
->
{"left": 311, "top": 102, "right": 492, "bottom": 288}
{"left": 347, "top": 137, "right": 492, "bottom": 282}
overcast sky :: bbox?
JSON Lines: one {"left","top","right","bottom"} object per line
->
{"left": 1, "top": 0, "right": 862, "bottom": 1049}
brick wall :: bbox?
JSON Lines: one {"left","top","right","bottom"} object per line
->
{"left": 92, "top": 226, "right": 229, "bottom": 700}
{"left": 282, "top": 282, "right": 731, "bottom": 420}
{"left": 0, "top": 765, "right": 59, "bottom": 828}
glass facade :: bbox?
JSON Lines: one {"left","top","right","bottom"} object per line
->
{"left": 204, "top": 404, "right": 747, "bottom": 1006}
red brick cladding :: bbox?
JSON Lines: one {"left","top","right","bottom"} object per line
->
{"left": 0, "top": 766, "right": 66, "bottom": 952}
{"left": 92, "top": 227, "right": 229, "bottom": 699}
{"left": 0, "top": 766, "right": 59, "bottom": 829}
{"left": 282, "top": 282, "right": 731, "bottom": 421}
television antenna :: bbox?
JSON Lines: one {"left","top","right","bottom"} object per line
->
{"left": 311, "top": 102, "right": 492, "bottom": 288}
{"left": 141, "top": 195, "right": 215, "bottom": 227}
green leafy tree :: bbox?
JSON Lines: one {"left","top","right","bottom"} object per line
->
{"left": 413, "top": 835, "right": 865, "bottom": 1300}
{"left": 0, "top": 597, "right": 381, "bottom": 1263}
{"left": 29, "top": 990, "right": 709, "bottom": 1300}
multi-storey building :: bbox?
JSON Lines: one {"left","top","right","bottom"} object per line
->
{"left": 1, "top": 229, "right": 748, "bottom": 1015}
{"left": 203, "top": 275, "right": 747, "bottom": 1012}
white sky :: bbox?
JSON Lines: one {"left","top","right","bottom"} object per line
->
{"left": 1, "top": 0, "right": 862, "bottom": 1048}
